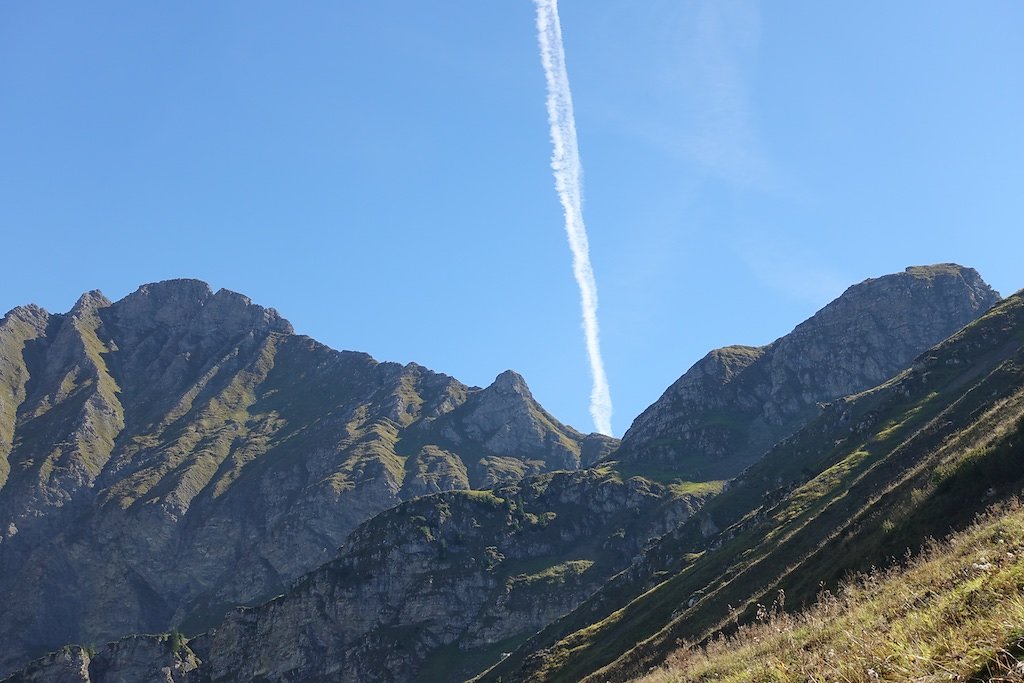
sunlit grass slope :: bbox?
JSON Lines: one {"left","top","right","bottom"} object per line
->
{"left": 638, "top": 499, "right": 1024, "bottom": 683}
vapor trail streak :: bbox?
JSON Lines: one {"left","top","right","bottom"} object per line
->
{"left": 534, "top": 0, "right": 613, "bottom": 436}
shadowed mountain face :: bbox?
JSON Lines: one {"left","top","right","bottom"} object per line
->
{"left": 0, "top": 280, "right": 615, "bottom": 675}
{"left": 182, "top": 470, "right": 709, "bottom": 683}
{"left": 615, "top": 264, "right": 1000, "bottom": 481}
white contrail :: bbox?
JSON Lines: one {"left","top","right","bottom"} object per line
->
{"left": 534, "top": 0, "right": 613, "bottom": 436}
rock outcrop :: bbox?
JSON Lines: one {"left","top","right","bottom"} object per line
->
{"left": 3, "top": 636, "right": 199, "bottom": 683}
{"left": 181, "top": 468, "right": 704, "bottom": 683}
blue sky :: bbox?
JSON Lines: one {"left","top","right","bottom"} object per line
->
{"left": 2, "top": 2, "right": 1022, "bottom": 436}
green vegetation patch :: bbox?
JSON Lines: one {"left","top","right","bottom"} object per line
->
{"left": 775, "top": 448, "right": 873, "bottom": 527}
{"left": 669, "top": 480, "right": 726, "bottom": 499}
{"left": 873, "top": 392, "right": 940, "bottom": 442}
{"left": 457, "top": 489, "right": 506, "bottom": 506}
{"left": 508, "top": 559, "right": 596, "bottom": 587}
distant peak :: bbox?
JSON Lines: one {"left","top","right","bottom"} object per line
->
{"left": 833, "top": 264, "right": 1000, "bottom": 308}
{"left": 110, "top": 279, "right": 293, "bottom": 335}
{"left": 1, "top": 304, "right": 51, "bottom": 336}
{"left": 3, "top": 303, "right": 49, "bottom": 322}
{"left": 132, "top": 279, "right": 215, "bottom": 301}
{"left": 906, "top": 264, "right": 998, "bottom": 296}
{"left": 70, "top": 290, "right": 112, "bottom": 315}
{"left": 490, "top": 369, "right": 531, "bottom": 397}
{"left": 904, "top": 263, "right": 972, "bottom": 277}
{"left": 857, "top": 263, "right": 986, "bottom": 287}
{"left": 702, "top": 345, "right": 765, "bottom": 382}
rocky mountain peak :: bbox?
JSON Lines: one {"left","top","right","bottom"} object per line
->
{"left": 404, "top": 369, "right": 613, "bottom": 486}
{"left": 616, "top": 264, "right": 1001, "bottom": 480}
{"left": 1, "top": 304, "right": 49, "bottom": 328}
{"left": 108, "top": 279, "right": 293, "bottom": 338}
{"left": 449, "top": 371, "right": 555, "bottom": 451}
{"left": 487, "top": 369, "right": 533, "bottom": 398}
{"left": 905, "top": 262, "right": 991, "bottom": 288}
{"left": 790, "top": 264, "right": 998, "bottom": 342}
{"left": 69, "top": 290, "right": 112, "bottom": 317}
{"left": 124, "top": 278, "right": 214, "bottom": 307}
{"left": 681, "top": 346, "right": 764, "bottom": 389}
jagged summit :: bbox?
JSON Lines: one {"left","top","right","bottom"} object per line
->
{"left": 402, "top": 369, "right": 618, "bottom": 486}
{"left": 0, "top": 304, "right": 49, "bottom": 327}
{"left": 109, "top": 279, "right": 293, "bottom": 336}
{"left": 132, "top": 277, "right": 213, "bottom": 297}
{"left": 615, "top": 263, "right": 1000, "bottom": 480}
{"left": 69, "top": 289, "right": 112, "bottom": 314}
{"left": 0, "top": 280, "right": 599, "bottom": 675}
{"left": 489, "top": 368, "right": 532, "bottom": 396}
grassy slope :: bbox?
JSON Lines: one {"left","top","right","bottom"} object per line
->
{"left": 481, "top": 292, "right": 1024, "bottom": 683}
{"left": 0, "top": 307, "right": 49, "bottom": 491}
{"left": 638, "top": 498, "right": 1024, "bottom": 683}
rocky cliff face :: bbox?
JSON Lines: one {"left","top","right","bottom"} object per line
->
{"left": 1, "top": 468, "right": 704, "bottom": 683}
{"left": 181, "top": 468, "right": 705, "bottom": 683}
{"left": 616, "top": 264, "right": 999, "bottom": 480}
{"left": 4, "top": 637, "right": 199, "bottom": 683}
{"left": 0, "top": 280, "right": 613, "bottom": 676}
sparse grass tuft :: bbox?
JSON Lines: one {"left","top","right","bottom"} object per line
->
{"left": 459, "top": 489, "right": 507, "bottom": 506}
{"left": 510, "top": 559, "right": 595, "bottom": 586}
{"left": 669, "top": 480, "right": 726, "bottom": 499}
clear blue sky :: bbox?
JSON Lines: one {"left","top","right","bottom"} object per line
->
{"left": 2, "top": 2, "right": 1022, "bottom": 436}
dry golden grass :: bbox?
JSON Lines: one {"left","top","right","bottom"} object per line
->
{"left": 637, "top": 499, "right": 1024, "bottom": 683}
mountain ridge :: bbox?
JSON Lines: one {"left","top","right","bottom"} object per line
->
{"left": 614, "top": 264, "right": 999, "bottom": 481}
{"left": 0, "top": 278, "right": 612, "bottom": 675}
{"left": 0, "top": 265, "right": 1010, "bottom": 682}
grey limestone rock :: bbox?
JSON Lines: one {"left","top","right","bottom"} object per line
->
{"left": 0, "top": 280, "right": 611, "bottom": 676}
{"left": 617, "top": 264, "right": 1000, "bottom": 479}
